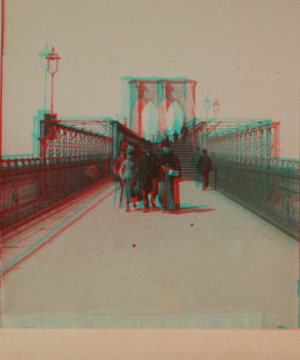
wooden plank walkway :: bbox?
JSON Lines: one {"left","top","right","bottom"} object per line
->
{"left": 0, "top": 180, "right": 298, "bottom": 328}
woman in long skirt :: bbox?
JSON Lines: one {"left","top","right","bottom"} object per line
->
{"left": 161, "top": 145, "right": 177, "bottom": 211}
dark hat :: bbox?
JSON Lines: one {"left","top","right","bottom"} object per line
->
{"left": 121, "top": 141, "right": 128, "bottom": 152}
{"left": 126, "top": 145, "right": 135, "bottom": 155}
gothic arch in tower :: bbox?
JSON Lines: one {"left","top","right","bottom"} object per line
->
{"left": 120, "top": 77, "right": 197, "bottom": 138}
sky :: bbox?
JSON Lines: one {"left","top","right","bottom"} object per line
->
{"left": 2, "top": 0, "right": 300, "bottom": 158}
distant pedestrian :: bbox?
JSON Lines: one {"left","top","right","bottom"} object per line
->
{"left": 180, "top": 122, "right": 188, "bottom": 144}
{"left": 190, "top": 146, "right": 203, "bottom": 188}
{"left": 156, "top": 131, "right": 164, "bottom": 143}
{"left": 173, "top": 130, "right": 179, "bottom": 143}
{"left": 162, "top": 131, "right": 170, "bottom": 148}
{"left": 197, "top": 149, "right": 213, "bottom": 191}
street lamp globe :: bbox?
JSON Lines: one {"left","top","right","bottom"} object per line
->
{"left": 45, "top": 46, "right": 61, "bottom": 76}
{"left": 213, "top": 98, "right": 220, "bottom": 118}
{"left": 204, "top": 96, "right": 211, "bottom": 118}
{"left": 39, "top": 43, "right": 50, "bottom": 71}
{"left": 45, "top": 47, "right": 61, "bottom": 114}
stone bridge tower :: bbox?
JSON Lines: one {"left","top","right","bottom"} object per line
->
{"left": 120, "top": 77, "right": 197, "bottom": 139}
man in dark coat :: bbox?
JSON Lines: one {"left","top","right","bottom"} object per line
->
{"left": 190, "top": 146, "right": 203, "bottom": 188}
{"left": 137, "top": 148, "right": 150, "bottom": 211}
{"left": 156, "top": 143, "right": 165, "bottom": 207}
{"left": 180, "top": 122, "right": 189, "bottom": 144}
{"left": 173, "top": 130, "right": 179, "bottom": 143}
{"left": 145, "top": 145, "right": 161, "bottom": 209}
{"left": 197, "top": 149, "right": 213, "bottom": 191}
{"left": 162, "top": 131, "right": 170, "bottom": 148}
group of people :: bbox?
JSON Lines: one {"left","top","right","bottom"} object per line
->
{"left": 114, "top": 141, "right": 179, "bottom": 212}
{"left": 114, "top": 140, "right": 214, "bottom": 212}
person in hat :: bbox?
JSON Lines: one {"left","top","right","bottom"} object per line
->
{"left": 190, "top": 146, "right": 203, "bottom": 188}
{"left": 180, "top": 122, "right": 188, "bottom": 144}
{"left": 162, "top": 131, "right": 170, "bottom": 148}
{"left": 173, "top": 130, "right": 179, "bottom": 143}
{"left": 119, "top": 145, "right": 137, "bottom": 211}
{"left": 140, "top": 142, "right": 161, "bottom": 211}
{"left": 197, "top": 149, "right": 213, "bottom": 191}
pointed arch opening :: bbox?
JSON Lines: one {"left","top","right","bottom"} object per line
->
{"left": 166, "top": 100, "right": 184, "bottom": 135}
{"left": 157, "top": 98, "right": 185, "bottom": 140}
{"left": 140, "top": 101, "right": 158, "bottom": 140}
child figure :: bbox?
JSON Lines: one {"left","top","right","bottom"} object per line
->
{"left": 119, "top": 145, "right": 136, "bottom": 212}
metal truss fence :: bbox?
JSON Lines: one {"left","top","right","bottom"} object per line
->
{"left": 40, "top": 116, "right": 113, "bottom": 163}
{"left": 209, "top": 158, "right": 300, "bottom": 240}
{"left": 186, "top": 119, "right": 279, "bottom": 160}
{"left": 0, "top": 117, "right": 147, "bottom": 234}
{"left": 0, "top": 115, "right": 112, "bottom": 235}
{"left": 0, "top": 157, "right": 110, "bottom": 235}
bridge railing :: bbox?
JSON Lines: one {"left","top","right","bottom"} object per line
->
{"left": 186, "top": 118, "right": 280, "bottom": 161}
{"left": 209, "top": 155, "right": 300, "bottom": 240}
{"left": 0, "top": 117, "right": 148, "bottom": 235}
{"left": 0, "top": 156, "right": 110, "bottom": 235}
{"left": 1, "top": 116, "right": 112, "bottom": 235}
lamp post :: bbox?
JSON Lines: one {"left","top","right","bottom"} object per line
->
{"left": 38, "top": 43, "right": 50, "bottom": 110}
{"left": 213, "top": 98, "right": 220, "bottom": 120}
{"left": 45, "top": 47, "right": 61, "bottom": 114}
{"left": 204, "top": 96, "right": 211, "bottom": 119}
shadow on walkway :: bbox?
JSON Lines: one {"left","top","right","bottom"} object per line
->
{"left": 167, "top": 208, "right": 215, "bottom": 215}
{"left": 129, "top": 204, "right": 216, "bottom": 215}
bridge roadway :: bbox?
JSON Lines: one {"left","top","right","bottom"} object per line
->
{"left": 0, "top": 179, "right": 298, "bottom": 329}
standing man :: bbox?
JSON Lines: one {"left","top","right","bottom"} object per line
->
{"left": 190, "top": 146, "right": 203, "bottom": 188}
{"left": 180, "top": 122, "right": 189, "bottom": 144}
{"left": 156, "top": 143, "right": 165, "bottom": 207}
{"left": 145, "top": 144, "right": 161, "bottom": 209}
{"left": 197, "top": 149, "right": 213, "bottom": 191}
{"left": 162, "top": 131, "right": 170, "bottom": 148}
{"left": 173, "top": 130, "right": 179, "bottom": 143}
{"left": 138, "top": 147, "right": 151, "bottom": 212}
